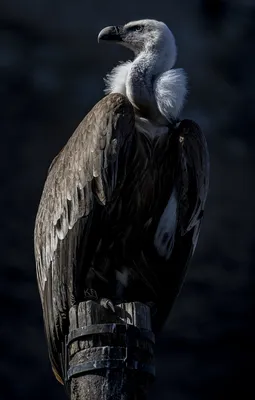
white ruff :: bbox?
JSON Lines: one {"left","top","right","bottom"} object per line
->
{"left": 104, "top": 61, "right": 132, "bottom": 97}
{"left": 104, "top": 62, "right": 186, "bottom": 137}
{"left": 154, "top": 68, "right": 187, "bottom": 121}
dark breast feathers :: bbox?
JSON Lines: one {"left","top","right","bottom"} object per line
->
{"left": 34, "top": 93, "right": 209, "bottom": 384}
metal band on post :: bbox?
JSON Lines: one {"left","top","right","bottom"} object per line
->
{"left": 66, "top": 352, "right": 156, "bottom": 380}
{"left": 67, "top": 323, "right": 155, "bottom": 346}
{"left": 65, "top": 322, "right": 155, "bottom": 382}
{"left": 66, "top": 301, "right": 155, "bottom": 400}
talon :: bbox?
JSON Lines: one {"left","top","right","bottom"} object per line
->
{"left": 100, "top": 298, "right": 116, "bottom": 313}
{"left": 84, "top": 288, "right": 98, "bottom": 300}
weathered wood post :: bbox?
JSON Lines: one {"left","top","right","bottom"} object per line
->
{"left": 65, "top": 301, "right": 155, "bottom": 400}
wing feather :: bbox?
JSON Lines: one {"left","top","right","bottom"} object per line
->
{"left": 34, "top": 93, "right": 135, "bottom": 381}
{"left": 152, "top": 119, "right": 209, "bottom": 334}
{"left": 177, "top": 119, "right": 210, "bottom": 240}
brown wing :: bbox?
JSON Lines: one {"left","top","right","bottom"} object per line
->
{"left": 152, "top": 119, "right": 210, "bottom": 332}
{"left": 177, "top": 119, "right": 209, "bottom": 245}
{"left": 172, "top": 118, "right": 209, "bottom": 298}
{"left": 34, "top": 93, "right": 135, "bottom": 383}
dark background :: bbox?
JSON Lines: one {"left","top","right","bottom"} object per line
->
{"left": 1, "top": 0, "right": 255, "bottom": 399}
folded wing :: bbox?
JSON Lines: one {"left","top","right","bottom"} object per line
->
{"left": 34, "top": 93, "right": 135, "bottom": 383}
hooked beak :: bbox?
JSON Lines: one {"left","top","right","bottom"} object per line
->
{"left": 97, "top": 25, "right": 124, "bottom": 43}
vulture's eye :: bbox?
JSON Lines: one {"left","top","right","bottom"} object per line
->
{"left": 127, "top": 25, "right": 144, "bottom": 33}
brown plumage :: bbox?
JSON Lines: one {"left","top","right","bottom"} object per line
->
{"left": 34, "top": 92, "right": 209, "bottom": 384}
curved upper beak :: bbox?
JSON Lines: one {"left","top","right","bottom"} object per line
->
{"left": 97, "top": 25, "right": 124, "bottom": 43}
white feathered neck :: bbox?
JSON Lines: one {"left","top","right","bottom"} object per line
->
{"left": 104, "top": 52, "right": 187, "bottom": 136}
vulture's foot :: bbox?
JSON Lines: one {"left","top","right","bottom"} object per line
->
{"left": 83, "top": 288, "right": 116, "bottom": 312}
{"left": 84, "top": 288, "right": 98, "bottom": 300}
{"left": 99, "top": 297, "right": 116, "bottom": 313}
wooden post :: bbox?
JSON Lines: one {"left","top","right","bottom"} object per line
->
{"left": 66, "top": 301, "right": 155, "bottom": 400}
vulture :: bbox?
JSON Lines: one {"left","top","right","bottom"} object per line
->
{"left": 34, "top": 19, "right": 209, "bottom": 386}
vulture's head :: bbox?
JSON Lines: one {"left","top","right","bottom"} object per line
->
{"left": 98, "top": 19, "right": 177, "bottom": 66}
